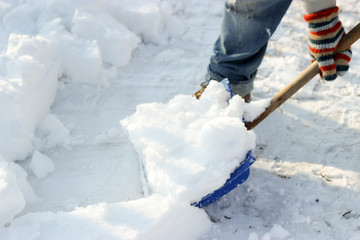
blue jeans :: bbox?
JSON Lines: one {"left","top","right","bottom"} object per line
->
{"left": 206, "top": 0, "right": 292, "bottom": 96}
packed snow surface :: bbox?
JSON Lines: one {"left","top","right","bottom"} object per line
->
{"left": 0, "top": 0, "right": 360, "bottom": 239}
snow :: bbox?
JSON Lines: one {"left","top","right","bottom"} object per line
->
{"left": 1, "top": 194, "right": 210, "bottom": 240}
{"left": 29, "top": 151, "right": 54, "bottom": 179}
{"left": 243, "top": 98, "right": 271, "bottom": 122}
{"left": 0, "top": 33, "right": 59, "bottom": 161}
{"left": 0, "top": 160, "right": 25, "bottom": 228}
{"left": 71, "top": 9, "right": 140, "bottom": 68}
{"left": 121, "top": 81, "right": 256, "bottom": 203}
{"left": 0, "top": 0, "right": 359, "bottom": 239}
{"left": 35, "top": 113, "right": 70, "bottom": 150}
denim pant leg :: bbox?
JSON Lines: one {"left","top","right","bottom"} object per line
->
{"left": 206, "top": 0, "right": 292, "bottom": 96}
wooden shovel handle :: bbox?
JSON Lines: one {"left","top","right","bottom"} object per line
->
{"left": 245, "top": 23, "right": 360, "bottom": 130}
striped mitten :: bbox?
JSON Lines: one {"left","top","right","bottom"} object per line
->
{"left": 304, "top": 6, "right": 352, "bottom": 81}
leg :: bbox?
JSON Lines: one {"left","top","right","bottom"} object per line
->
{"left": 205, "top": 0, "right": 292, "bottom": 97}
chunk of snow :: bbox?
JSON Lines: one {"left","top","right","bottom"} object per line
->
{"left": 243, "top": 98, "right": 271, "bottom": 122}
{"left": 72, "top": 10, "right": 140, "bottom": 68}
{"left": 59, "top": 37, "right": 103, "bottom": 85}
{"left": 36, "top": 114, "right": 70, "bottom": 150}
{"left": 0, "top": 194, "right": 211, "bottom": 240}
{"left": 0, "top": 158, "right": 26, "bottom": 227}
{"left": 269, "top": 224, "right": 290, "bottom": 240}
{"left": 106, "top": 0, "right": 183, "bottom": 44}
{"left": 121, "top": 81, "right": 256, "bottom": 203}
{"left": 29, "top": 151, "right": 54, "bottom": 179}
{"left": 0, "top": 33, "right": 59, "bottom": 161}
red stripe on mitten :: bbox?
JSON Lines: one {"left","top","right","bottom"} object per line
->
{"left": 304, "top": 6, "right": 352, "bottom": 80}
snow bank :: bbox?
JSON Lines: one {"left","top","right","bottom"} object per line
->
{"left": 71, "top": 9, "right": 140, "bottom": 68}
{"left": 0, "top": 0, "right": 183, "bottom": 161}
{"left": 0, "top": 0, "right": 181, "bottom": 160}
{"left": 121, "top": 81, "right": 256, "bottom": 204}
{"left": 0, "top": 156, "right": 39, "bottom": 227}
{"left": 0, "top": 194, "right": 210, "bottom": 240}
{"left": 106, "top": 0, "right": 184, "bottom": 44}
{"left": 0, "top": 160, "right": 25, "bottom": 228}
{"left": 0, "top": 0, "right": 183, "bottom": 228}
{"left": 0, "top": 33, "right": 59, "bottom": 161}
{"left": 1, "top": 81, "right": 255, "bottom": 239}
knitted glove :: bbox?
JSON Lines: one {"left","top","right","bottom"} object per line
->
{"left": 304, "top": 6, "right": 352, "bottom": 81}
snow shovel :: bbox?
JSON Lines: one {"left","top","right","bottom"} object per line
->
{"left": 191, "top": 23, "right": 360, "bottom": 208}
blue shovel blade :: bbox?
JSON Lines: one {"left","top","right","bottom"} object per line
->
{"left": 191, "top": 150, "right": 256, "bottom": 208}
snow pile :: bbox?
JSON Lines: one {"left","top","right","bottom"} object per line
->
{"left": 0, "top": 34, "right": 59, "bottom": 161}
{"left": 0, "top": 157, "right": 39, "bottom": 227}
{"left": 1, "top": 80, "right": 259, "bottom": 239}
{"left": 121, "top": 81, "right": 256, "bottom": 203}
{"left": 0, "top": 161, "right": 25, "bottom": 228}
{"left": 1, "top": 0, "right": 359, "bottom": 239}
{"left": 0, "top": 194, "right": 210, "bottom": 240}
{"left": 0, "top": 0, "right": 182, "bottom": 228}
{"left": 105, "top": 0, "right": 184, "bottom": 44}
{"left": 0, "top": 0, "right": 181, "bottom": 161}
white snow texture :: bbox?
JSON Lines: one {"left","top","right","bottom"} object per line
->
{"left": 0, "top": 0, "right": 360, "bottom": 239}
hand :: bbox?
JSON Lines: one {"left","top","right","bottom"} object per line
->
{"left": 304, "top": 6, "right": 352, "bottom": 80}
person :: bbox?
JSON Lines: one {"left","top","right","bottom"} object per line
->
{"left": 194, "top": 0, "right": 352, "bottom": 102}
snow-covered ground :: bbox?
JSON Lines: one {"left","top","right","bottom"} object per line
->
{"left": 1, "top": 0, "right": 360, "bottom": 239}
